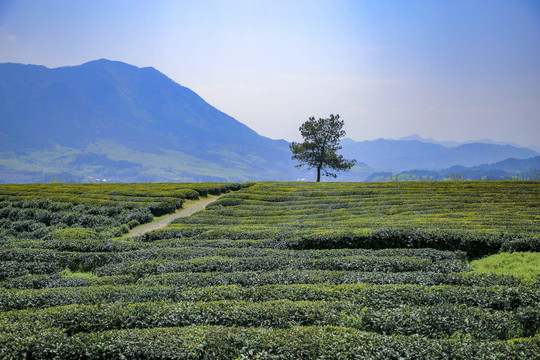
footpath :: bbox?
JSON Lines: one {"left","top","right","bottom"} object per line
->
{"left": 125, "top": 194, "right": 223, "bottom": 237}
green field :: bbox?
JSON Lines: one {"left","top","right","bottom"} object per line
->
{"left": 0, "top": 181, "right": 539, "bottom": 359}
{"left": 0, "top": 182, "right": 248, "bottom": 239}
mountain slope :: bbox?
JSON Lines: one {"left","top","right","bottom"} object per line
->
{"left": 0, "top": 59, "right": 295, "bottom": 182}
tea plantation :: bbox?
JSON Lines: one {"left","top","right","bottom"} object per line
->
{"left": 0, "top": 181, "right": 539, "bottom": 359}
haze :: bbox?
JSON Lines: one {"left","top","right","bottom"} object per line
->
{"left": 1, "top": 0, "right": 539, "bottom": 147}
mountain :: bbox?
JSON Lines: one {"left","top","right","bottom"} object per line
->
{"left": 366, "top": 156, "right": 540, "bottom": 181}
{"left": 398, "top": 135, "right": 461, "bottom": 147}
{"left": 0, "top": 59, "right": 298, "bottom": 182}
{"left": 340, "top": 138, "right": 538, "bottom": 173}
{"left": 0, "top": 59, "right": 537, "bottom": 183}
{"left": 398, "top": 134, "right": 531, "bottom": 149}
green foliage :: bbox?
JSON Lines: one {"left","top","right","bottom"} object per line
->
{"left": 52, "top": 228, "right": 102, "bottom": 241}
{"left": 470, "top": 252, "right": 540, "bottom": 284}
{"left": 163, "top": 181, "right": 540, "bottom": 256}
{"left": 93, "top": 254, "right": 465, "bottom": 278}
{"left": 0, "top": 180, "right": 538, "bottom": 356}
{"left": 0, "top": 182, "right": 250, "bottom": 239}
{"left": 2, "top": 282, "right": 537, "bottom": 312}
{"left": 1, "top": 270, "right": 523, "bottom": 291}
{"left": 59, "top": 267, "right": 98, "bottom": 279}
{"left": 0, "top": 299, "right": 532, "bottom": 340}
{"left": 148, "top": 200, "right": 183, "bottom": 216}
{"left": 0, "top": 326, "right": 538, "bottom": 359}
{"left": 290, "top": 114, "right": 356, "bottom": 181}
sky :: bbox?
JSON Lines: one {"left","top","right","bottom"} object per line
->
{"left": 1, "top": 0, "right": 539, "bottom": 147}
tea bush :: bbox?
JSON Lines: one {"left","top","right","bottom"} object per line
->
{"left": 0, "top": 182, "right": 249, "bottom": 239}
{"left": 1, "top": 181, "right": 538, "bottom": 358}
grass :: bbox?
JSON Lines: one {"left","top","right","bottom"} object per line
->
{"left": 470, "top": 252, "right": 540, "bottom": 284}
{"left": 59, "top": 267, "right": 98, "bottom": 279}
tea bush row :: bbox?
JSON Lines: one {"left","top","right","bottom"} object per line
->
{"left": 0, "top": 261, "right": 64, "bottom": 280}
{"left": 0, "top": 245, "right": 466, "bottom": 261}
{"left": 1, "top": 299, "right": 533, "bottom": 340}
{"left": 2, "top": 283, "right": 537, "bottom": 311}
{"left": 1, "top": 273, "right": 135, "bottom": 290}
{"left": 0, "top": 182, "right": 249, "bottom": 200}
{"left": 0, "top": 182, "right": 250, "bottom": 240}
{"left": 145, "top": 225, "right": 539, "bottom": 257}
{"left": 2, "top": 269, "right": 524, "bottom": 290}
{"left": 1, "top": 325, "right": 538, "bottom": 360}
{"left": 137, "top": 269, "right": 524, "bottom": 288}
{"left": 6, "top": 238, "right": 147, "bottom": 252}
{"left": 93, "top": 255, "right": 466, "bottom": 278}
{"left": 0, "top": 248, "right": 465, "bottom": 278}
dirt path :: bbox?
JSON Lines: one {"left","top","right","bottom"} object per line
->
{"left": 125, "top": 194, "right": 223, "bottom": 237}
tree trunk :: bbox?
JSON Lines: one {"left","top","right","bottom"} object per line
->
{"left": 316, "top": 166, "right": 321, "bottom": 182}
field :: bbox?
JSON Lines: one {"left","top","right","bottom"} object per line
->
{"left": 0, "top": 181, "right": 539, "bottom": 359}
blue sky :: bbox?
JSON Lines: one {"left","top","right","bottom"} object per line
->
{"left": 1, "top": 0, "right": 539, "bottom": 147}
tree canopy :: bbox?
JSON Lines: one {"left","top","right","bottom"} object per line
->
{"left": 290, "top": 114, "right": 356, "bottom": 182}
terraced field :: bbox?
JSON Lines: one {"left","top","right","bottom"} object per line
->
{"left": 0, "top": 182, "right": 247, "bottom": 239}
{"left": 0, "top": 181, "right": 539, "bottom": 359}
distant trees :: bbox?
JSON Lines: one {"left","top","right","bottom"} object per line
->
{"left": 447, "top": 173, "right": 465, "bottom": 181}
{"left": 290, "top": 114, "right": 356, "bottom": 182}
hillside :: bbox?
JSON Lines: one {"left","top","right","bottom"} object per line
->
{"left": 0, "top": 59, "right": 297, "bottom": 182}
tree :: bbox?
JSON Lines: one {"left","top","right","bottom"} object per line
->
{"left": 290, "top": 114, "right": 356, "bottom": 182}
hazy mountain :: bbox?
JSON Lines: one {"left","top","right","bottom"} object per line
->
{"left": 341, "top": 138, "right": 537, "bottom": 173}
{"left": 398, "top": 135, "right": 461, "bottom": 147}
{"left": 397, "top": 134, "right": 531, "bottom": 149}
{"left": 0, "top": 59, "right": 537, "bottom": 183}
{"left": 366, "top": 156, "right": 540, "bottom": 181}
{"left": 0, "top": 59, "right": 298, "bottom": 182}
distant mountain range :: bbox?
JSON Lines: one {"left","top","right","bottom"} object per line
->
{"left": 0, "top": 59, "right": 538, "bottom": 183}
{"left": 366, "top": 156, "right": 540, "bottom": 181}
{"left": 397, "top": 134, "right": 534, "bottom": 149}
{"left": 339, "top": 138, "right": 537, "bottom": 174}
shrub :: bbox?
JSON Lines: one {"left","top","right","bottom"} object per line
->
{"left": 52, "top": 228, "right": 103, "bottom": 241}
{"left": 0, "top": 326, "right": 538, "bottom": 359}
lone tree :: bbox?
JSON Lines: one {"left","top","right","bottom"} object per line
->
{"left": 290, "top": 114, "right": 356, "bottom": 182}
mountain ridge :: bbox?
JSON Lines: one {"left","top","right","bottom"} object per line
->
{"left": 340, "top": 137, "right": 537, "bottom": 173}
{"left": 396, "top": 134, "right": 532, "bottom": 149}
{"left": 366, "top": 156, "right": 540, "bottom": 181}
{"left": 0, "top": 59, "right": 298, "bottom": 182}
{"left": 0, "top": 59, "right": 537, "bottom": 183}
